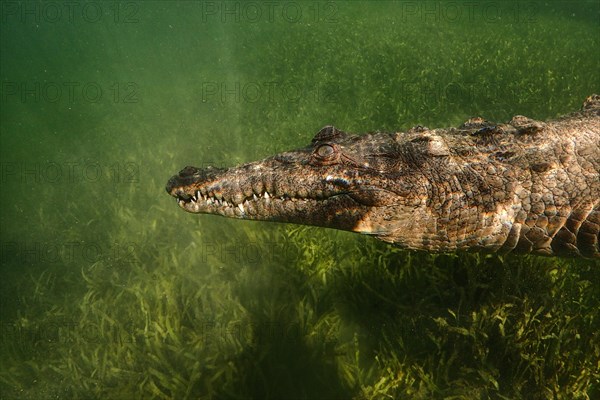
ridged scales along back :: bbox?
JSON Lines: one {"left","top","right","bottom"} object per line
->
{"left": 495, "top": 95, "right": 599, "bottom": 257}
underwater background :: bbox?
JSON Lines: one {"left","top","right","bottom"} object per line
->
{"left": 1, "top": 1, "right": 599, "bottom": 399}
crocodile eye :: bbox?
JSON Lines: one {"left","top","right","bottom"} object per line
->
{"left": 316, "top": 144, "right": 335, "bottom": 159}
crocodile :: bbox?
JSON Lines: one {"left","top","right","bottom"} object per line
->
{"left": 166, "top": 95, "right": 600, "bottom": 258}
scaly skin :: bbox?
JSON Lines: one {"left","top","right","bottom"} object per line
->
{"left": 166, "top": 95, "right": 600, "bottom": 258}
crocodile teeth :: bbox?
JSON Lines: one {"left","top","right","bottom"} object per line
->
{"left": 187, "top": 189, "right": 298, "bottom": 208}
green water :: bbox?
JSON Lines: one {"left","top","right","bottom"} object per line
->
{"left": 1, "top": 1, "right": 599, "bottom": 399}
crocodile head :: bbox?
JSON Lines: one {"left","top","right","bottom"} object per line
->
{"left": 166, "top": 126, "right": 431, "bottom": 245}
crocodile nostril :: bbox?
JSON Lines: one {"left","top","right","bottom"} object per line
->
{"left": 165, "top": 176, "right": 178, "bottom": 193}
{"left": 179, "top": 166, "right": 199, "bottom": 177}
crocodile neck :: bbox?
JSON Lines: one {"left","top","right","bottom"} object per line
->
{"left": 166, "top": 95, "right": 600, "bottom": 258}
